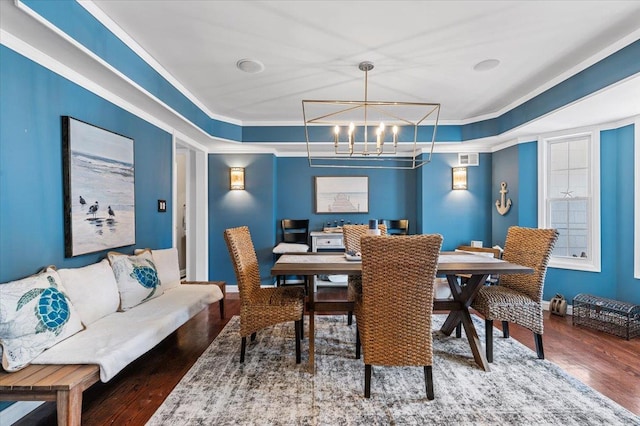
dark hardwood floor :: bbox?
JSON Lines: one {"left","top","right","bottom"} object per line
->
{"left": 15, "top": 287, "right": 640, "bottom": 425}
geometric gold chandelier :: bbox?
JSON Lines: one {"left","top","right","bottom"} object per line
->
{"left": 302, "top": 61, "right": 440, "bottom": 169}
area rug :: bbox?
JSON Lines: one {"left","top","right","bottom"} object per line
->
{"left": 147, "top": 315, "right": 639, "bottom": 425}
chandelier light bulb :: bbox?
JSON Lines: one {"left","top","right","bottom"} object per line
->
{"left": 376, "top": 127, "right": 383, "bottom": 150}
{"left": 348, "top": 122, "right": 355, "bottom": 150}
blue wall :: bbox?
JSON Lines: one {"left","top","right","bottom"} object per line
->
{"left": 208, "top": 155, "right": 421, "bottom": 285}
{"left": 613, "top": 125, "right": 637, "bottom": 303}
{"left": 274, "top": 157, "right": 418, "bottom": 233}
{"left": 419, "top": 153, "right": 493, "bottom": 250}
{"left": 209, "top": 152, "right": 495, "bottom": 288}
{"left": 208, "top": 154, "right": 277, "bottom": 285}
{"left": 491, "top": 144, "right": 522, "bottom": 247}
{"left": 494, "top": 126, "right": 639, "bottom": 304}
{"left": 0, "top": 46, "right": 173, "bottom": 283}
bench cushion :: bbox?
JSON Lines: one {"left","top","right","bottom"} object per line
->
{"left": 0, "top": 269, "right": 84, "bottom": 372}
{"left": 31, "top": 284, "right": 222, "bottom": 382}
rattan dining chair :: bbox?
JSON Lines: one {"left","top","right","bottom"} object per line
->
{"left": 471, "top": 226, "right": 558, "bottom": 362}
{"left": 355, "top": 234, "right": 443, "bottom": 399}
{"left": 224, "top": 226, "right": 305, "bottom": 364}
{"left": 343, "top": 224, "right": 387, "bottom": 326}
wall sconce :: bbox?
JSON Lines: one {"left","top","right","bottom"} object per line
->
{"left": 452, "top": 167, "right": 468, "bottom": 190}
{"left": 229, "top": 167, "right": 245, "bottom": 190}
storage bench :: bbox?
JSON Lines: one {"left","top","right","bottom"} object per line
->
{"left": 572, "top": 293, "right": 640, "bottom": 340}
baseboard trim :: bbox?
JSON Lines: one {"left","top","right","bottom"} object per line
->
{"left": 542, "top": 300, "right": 573, "bottom": 316}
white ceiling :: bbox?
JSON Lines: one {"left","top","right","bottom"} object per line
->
{"left": 2, "top": 1, "right": 640, "bottom": 153}
{"left": 89, "top": 0, "right": 640, "bottom": 128}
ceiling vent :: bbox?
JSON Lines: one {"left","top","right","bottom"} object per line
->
{"left": 458, "top": 153, "right": 479, "bottom": 166}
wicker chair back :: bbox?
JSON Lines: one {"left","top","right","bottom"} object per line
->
{"left": 500, "top": 227, "right": 559, "bottom": 301}
{"left": 358, "top": 234, "right": 443, "bottom": 367}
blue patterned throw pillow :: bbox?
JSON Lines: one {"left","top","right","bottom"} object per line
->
{"left": 0, "top": 269, "right": 85, "bottom": 371}
{"left": 108, "top": 251, "right": 163, "bottom": 311}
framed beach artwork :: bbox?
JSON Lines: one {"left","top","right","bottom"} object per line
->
{"left": 314, "top": 176, "right": 368, "bottom": 214}
{"left": 62, "top": 116, "right": 135, "bottom": 257}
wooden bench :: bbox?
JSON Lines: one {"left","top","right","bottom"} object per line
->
{"left": 0, "top": 281, "right": 226, "bottom": 425}
{"left": 0, "top": 364, "right": 99, "bottom": 426}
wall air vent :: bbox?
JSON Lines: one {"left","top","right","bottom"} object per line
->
{"left": 458, "top": 153, "right": 479, "bottom": 166}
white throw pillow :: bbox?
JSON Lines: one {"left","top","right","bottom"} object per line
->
{"left": 134, "top": 248, "right": 181, "bottom": 291}
{"left": 0, "top": 269, "right": 85, "bottom": 371}
{"left": 149, "top": 248, "right": 181, "bottom": 291}
{"left": 57, "top": 259, "right": 120, "bottom": 325}
{"left": 108, "top": 251, "right": 163, "bottom": 311}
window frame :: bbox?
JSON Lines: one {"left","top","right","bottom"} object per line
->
{"left": 538, "top": 128, "right": 601, "bottom": 272}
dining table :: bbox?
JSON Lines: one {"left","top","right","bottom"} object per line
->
{"left": 271, "top": 251, "right": 533, "bottom": 373}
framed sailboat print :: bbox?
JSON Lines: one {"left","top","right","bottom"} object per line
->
{"left": 314, "top": 176, "right": 368, "bottom": 214}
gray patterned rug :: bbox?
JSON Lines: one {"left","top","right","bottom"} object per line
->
{"left": 147, "top": 315, "right": 638, "bottom": 425}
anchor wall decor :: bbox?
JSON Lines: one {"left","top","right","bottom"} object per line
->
{"left": 495, "top": 181, "right": 512, "bottom": 215}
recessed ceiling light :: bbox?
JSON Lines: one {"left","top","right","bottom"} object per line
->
{"left": 473, "top": 59, "right": 500, "bottom": 71}
{"left": 236, "top": 58, "right": 265, "bottom": 74}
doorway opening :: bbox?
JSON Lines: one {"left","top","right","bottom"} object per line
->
{"left": 174, "top": 136, "right": 209, "bottom": 281}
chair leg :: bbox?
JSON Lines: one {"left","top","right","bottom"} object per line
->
{"left": 502, "top": 321, "right": 510, "bottom": 338}
{"left": 219, "top": 298, "right": 225, "bottom": 319}
{"left": 347, "top": 311, "right": 353, "bottom": 326}
{"left": 424, "top": 366, "right": 434, "bottom": 400}
{"left": 251, "top": 332, "right": 257, "bottom": 342}
{"left": 355, "top": 326, "right": 361, "bottom": 359}
{"left": 240, "top": 337, "right": 247, "bottom": 363}
{"left": 295, "top": 320, "right": 301, "bottom": 364}
{"left": 300, "top": 313, "right": 304, "bottom": 340}
{"left": 455, "top": 323, "right": 462, "bottom": 338}
{"left": 364, "top": 364, "right": 372, "bottom": 398}
{"left": 534, "top": 333, "right": 544, "bottom": 359}
{"left": 485, "top": 319, "right": 494, "bottom": 363}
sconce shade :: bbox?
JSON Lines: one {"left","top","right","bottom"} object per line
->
{"left": 452, "top": 167, "right": 468, "bottom": 190}
{"left": 230, "top": 167, "right": 245, "bottom": 190}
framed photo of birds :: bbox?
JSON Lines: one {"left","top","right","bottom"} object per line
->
{"left": 62, "top": 116, "right": 136, "bottom": 257}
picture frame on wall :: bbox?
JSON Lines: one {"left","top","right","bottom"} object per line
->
{"left": 314, "top": 176, "right": 368, "bottom": 214}
{"left": 62, "top": 116, "right": 136, "bottom": 257}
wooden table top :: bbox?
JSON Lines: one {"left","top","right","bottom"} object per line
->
{"left": 271, "top": 251, "right": 533, "bottom": 276}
